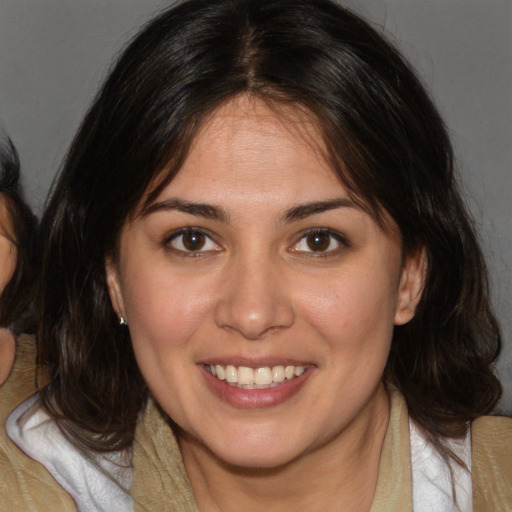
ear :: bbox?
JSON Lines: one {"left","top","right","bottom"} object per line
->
{"left": 394, "top": 246, "right": 427, "bottom": 326}
{"left": 105, "top": 256, "right": 126, "bottom": 322}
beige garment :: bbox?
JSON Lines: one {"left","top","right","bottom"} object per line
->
{"left": 1, "top": 335, "right": 511, "bottom": 510}
{"left": 131, "top": 401, "right": 199, "bottom": 512}
{"left": 0, "top": 334, "right": 76, "bottom": 510}
{"left": 472, "top": 414, "right": 512, "bottom": 509}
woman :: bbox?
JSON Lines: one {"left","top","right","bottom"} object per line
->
{"left": 2, "top": 0, "right": 511, "bottom": 510}
{"left": 0, "top": 135, "right": 37, "bottom": 384}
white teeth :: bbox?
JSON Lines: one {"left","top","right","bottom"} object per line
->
{"left": 285, "top": 365, "right": 295, "bottom": 379}
{"left": 225, "top": 365, "right": 238, "bottom": 383}
{"left": 294, "top": 366, "right": 306, "bottom": 377}
{"left": 207, "top": 363, "right": 307, "bottom": 388}
{"left": 254, "top": 367, "right": 273, "bottom": 386}
{"left": 215, "top": 365, "right": 225, "bottom": 380}
{"left": 272, "top": 365, "right": 285, "bottom": 383}
{"left": 238, "top": 366, "right": 255, "bottom": 385}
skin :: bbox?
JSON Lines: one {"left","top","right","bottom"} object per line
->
{"left": 0, "top": 197, "right": 16, "bottom": 295}
{"left": 0, "top": 196, "right": 16, "bottom": 384}
{"left": 107, "top": 96, "right": 425, "bottom": 511}
{"left": 0, "top": 327, "right": 15, "bottom": 385}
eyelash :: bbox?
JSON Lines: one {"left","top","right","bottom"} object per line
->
{"left": 290, "top": 228, "right": 350, "bottom": 257}
{"left": 162, "top": 227, "right": 350, "bottom": 258}
{"left": 163, "top": 227, "right": 220, "bottom": 256}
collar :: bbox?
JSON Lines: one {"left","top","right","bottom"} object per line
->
{"left": 7, "top": 393, "right": 133, "bottom": 512}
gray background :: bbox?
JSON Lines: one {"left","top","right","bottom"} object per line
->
{"left": 0, "top": 0, "right": 511, "bottom": 411}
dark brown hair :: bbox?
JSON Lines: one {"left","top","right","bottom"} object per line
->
{"left": 39, "top": 0, "right": 501, "bottom": 453}
{"left": 0, "top": 136, "right": 38, "bottom": 331}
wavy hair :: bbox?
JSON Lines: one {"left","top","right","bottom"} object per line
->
{"left": 39, "top": 0, "right": 501, "bottom": 453}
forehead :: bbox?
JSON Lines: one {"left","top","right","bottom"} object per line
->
{"left": 195, "top": 95, "right": 326, "bottom": 155}
{"left": 146, "top": 96, "right": 343, "bottom": 206}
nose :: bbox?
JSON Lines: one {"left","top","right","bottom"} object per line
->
{"left": 214, "top": 254, "right": 295, "bottom": 340}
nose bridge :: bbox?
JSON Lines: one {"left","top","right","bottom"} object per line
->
{"left": 214, "top": 246, "right": 294, "bottom": 339}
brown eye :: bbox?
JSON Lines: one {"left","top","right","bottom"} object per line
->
{"left": 290, "top": 229, "right": 347, "bottom": 255}
{"left": 306, "top": 232, "right": 331, "bottom": 252}
{"left": 168, "top": 229, "right": 219, "bottom": 254}
{"left": 182, "top": 231, "right": 206, "bottom": 251}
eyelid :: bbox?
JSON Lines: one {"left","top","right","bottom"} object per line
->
{"left": 163, "top": 227, "right": 221, "bottom": 254}
{"left": 289, "top": 228, "right": 350, "bottom": 255}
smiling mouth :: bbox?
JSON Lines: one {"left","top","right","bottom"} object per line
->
{"left": 204, "top": 364, "right": 307, "bottom": 389}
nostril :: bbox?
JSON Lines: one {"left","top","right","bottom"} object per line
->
{"left": 213, "top": 297, "right": 295, "bottom": 340}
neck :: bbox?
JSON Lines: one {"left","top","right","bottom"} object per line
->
{"left": 180, "top": 385, "right": 390, "bottom": 512}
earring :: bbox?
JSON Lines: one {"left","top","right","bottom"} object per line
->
{"left": 119, "top": 316, "right": 127, "bottom": 326}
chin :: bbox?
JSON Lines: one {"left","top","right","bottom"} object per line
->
{"left": 216, "top": 448, "right": 300, "bottom": 471}
{"left": 205, "top": 431, "right": 308, "bottom": 471}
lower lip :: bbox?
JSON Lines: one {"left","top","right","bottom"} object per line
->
{"left": 200, "top": 365, "right": 312, "bottom": 409}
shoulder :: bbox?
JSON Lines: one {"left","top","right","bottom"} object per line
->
{"left": 472, "top": 413, "right": 512, "bottom": 458}
{"left": 0, "top": 334, "right": 76, "bottom": 509}
{"left": 471, "top": 414, "right": 512, "bottom": 509}
{"left": 0, "top": 333, "right": 38, "bottom": 422}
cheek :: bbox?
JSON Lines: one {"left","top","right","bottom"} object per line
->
{"left": 121, "top": 267, "right": 215, "bottom": 349}
{"left": 296, "top": 265, "right": 399, "bottom": 353}
{"left": 0, "top": 238, "right": 16, "bottom": 293}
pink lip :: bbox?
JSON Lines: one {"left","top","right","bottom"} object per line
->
{"left": 199, "top": 364, "right": 312, "bottom": 409}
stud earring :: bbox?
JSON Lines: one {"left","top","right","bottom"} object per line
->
{"left": 119, "top": 317, "right": 127, "bottom": 326}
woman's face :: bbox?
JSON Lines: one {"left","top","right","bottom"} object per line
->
{"left": 107, "top": 97, "right": 424, "bottom": 469}
{"left": 0, "top": 196, "right": 17, "bottom": 295}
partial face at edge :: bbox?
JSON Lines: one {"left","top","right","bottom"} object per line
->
{"left": 106, "top": 97, "right": 425, "bottom": 469}
{"left": 0, "top": 196, "right": 17, "bottom": 296}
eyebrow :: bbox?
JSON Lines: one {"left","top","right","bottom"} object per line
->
{"left": 282, "top": 198, "right": 359, "bottom": 222}
{"left": 142, "top": 197, "right": 358, "bottom": 224}
{"left": 141, "top": 198, "right": 230, "bottom": 223}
